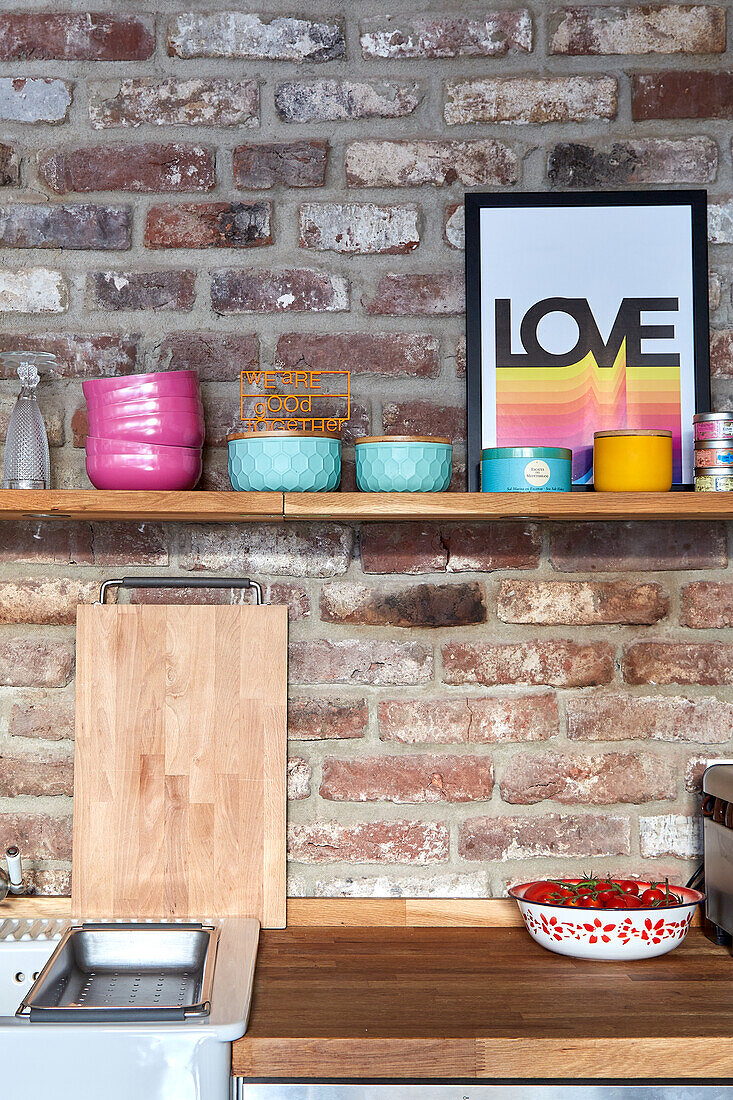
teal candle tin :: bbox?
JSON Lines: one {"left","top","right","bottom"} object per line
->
{"left": 481, "top": 446, "right": 572, "bottom": 492}
{"left": 227, "top": 430, "right": 341, "bottom": 492}
{"left": 355, "top": 435, "right": 452, "bottom": 493}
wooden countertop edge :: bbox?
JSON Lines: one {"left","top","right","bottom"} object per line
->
{"left": 232, "top": 1036, "right": 733, "bottom": 1079}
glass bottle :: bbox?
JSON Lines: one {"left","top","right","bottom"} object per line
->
{"left": 1, "top": 351, "right": 56, "bottom": 489}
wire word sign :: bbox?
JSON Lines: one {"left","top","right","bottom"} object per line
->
{"left": 240, "top": 369, "right": 350, "bottom": 432}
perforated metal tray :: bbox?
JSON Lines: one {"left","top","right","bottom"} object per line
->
{"left": 17, "top": 923, "right": 218, "bottom": 1022}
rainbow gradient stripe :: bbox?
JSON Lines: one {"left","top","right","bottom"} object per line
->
{"left": 495, "top": 341, "right": 682, "bottom": 483}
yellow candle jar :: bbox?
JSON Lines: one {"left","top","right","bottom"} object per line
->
{"left": 593, "top": 429, "right": 673, "bottom": 492}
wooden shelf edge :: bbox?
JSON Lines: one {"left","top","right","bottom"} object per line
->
{"left": 284, "top": 491, "right": 733, "bottom": 521}
{"left": 0, "top": 490, "right": 283, "bottom": 522}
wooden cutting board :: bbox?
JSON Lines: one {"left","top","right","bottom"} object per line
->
{"left": 72, "top": 602, "right": 287, "bottom": 926}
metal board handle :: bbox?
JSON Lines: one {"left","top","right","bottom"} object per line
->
{"left": 98, "top": 577, "right": 263, "bottom": 604}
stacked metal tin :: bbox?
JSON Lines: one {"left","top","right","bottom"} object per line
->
{"left": 694, "top": 413, "right": 733, "bottom": 491}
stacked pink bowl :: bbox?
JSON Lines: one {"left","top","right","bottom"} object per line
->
{"left": 82, "top": 370, "right": 204, "bottom": 490}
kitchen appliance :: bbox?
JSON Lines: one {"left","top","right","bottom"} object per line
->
{"left": 72, "top": 575, "right": 287, "bottom": 927}
{"left": 702, "top": 762, "right": 733, "bottom": 940}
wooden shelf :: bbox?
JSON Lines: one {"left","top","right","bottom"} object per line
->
{"left": 284, "top": 490, "right": 733, "bottom": 521}
{"left": 0, "top": 490, "right": 730, "bottom": 523}
{"left": 0, "top": 490, "right": 283, "bottom": 522}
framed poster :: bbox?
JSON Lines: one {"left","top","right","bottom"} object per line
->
{"left": 465, "top": 191, "right": 711, "bottom": 490}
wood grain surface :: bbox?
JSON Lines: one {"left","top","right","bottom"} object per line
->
{"left": 0, "top": 490, "right": 282, "bottom": 521}
{"left": 72, "top": 602, "right": 288, "bottom": 925}
{"left": 233, "top": 926, "right": 733, "bottom": 1078}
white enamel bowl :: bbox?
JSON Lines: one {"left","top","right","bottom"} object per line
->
{"left": 509, "top": 880, "right": 704, "bottom": 961}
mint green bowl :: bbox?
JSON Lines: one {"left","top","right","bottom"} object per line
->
{"left": 355, "top": 435, "right": 452, "bottom": 493}
{"left": 227, "top": 431, "right": 341, "bottom": 492}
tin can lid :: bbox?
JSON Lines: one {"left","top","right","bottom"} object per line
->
{"left": 695, "top": 440, "right": 733, "bottom": 449}
{"left": 693, "top": 412, "right": 733, "bottom": 422}
{"left": 355, "top": 435, "right": 451, "bottom": 445}
{"left": 481, "top": 446, "right": 572, "bottom": 460}
{"left": 594, "top": 429, "right": 673, "bottom": 438}
{"left": 227, "top": 430, "right": 341, "bottom": 441}
{"left": 695, "top": 467, "right": 733, "bottom": 475}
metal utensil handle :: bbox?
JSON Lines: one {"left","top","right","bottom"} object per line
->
{"left": 98, "top": 576, "right": 263, "bottom": 604}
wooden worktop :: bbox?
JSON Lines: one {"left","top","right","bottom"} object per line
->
{"left": 233, "top": 926, "right": 733, "bottom": 1080}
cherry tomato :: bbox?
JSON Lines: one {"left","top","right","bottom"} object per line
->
{"left": 640, "top": 888, "right": 666, "bottom": 905}
{"left": 596, "top": 890, "right": 624, "bottom": 908}
{"left": 612, "top": 879, "right": 640, "bottom": 896}
{"left": 523, "top": 881, "right": 553, "bottom": 902}
{"left": 621, "top": 894, "right": 644, "bottom": 909}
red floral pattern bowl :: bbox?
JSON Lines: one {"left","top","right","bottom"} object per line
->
{"left": 509, "top": 880, "right": 704, "bottom": 961}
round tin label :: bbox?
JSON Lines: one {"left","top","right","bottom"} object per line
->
{"left": 524, "top": 459, "right": 551, "bottom": 487}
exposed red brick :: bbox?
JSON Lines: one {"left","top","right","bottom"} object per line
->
{"left": 320, "top": 581, "right": 485, "bottom": 628}
{"left": 9, "top": 690, "right": 75, "bottom": 741}
{"left": 183, "top": 523, "right": 352, "bottom": 577}
{"left": 0, "top": 267, "right": 68, "bottom": 312}
{"left": 0, "top": 142, "right": 19, "bottom": 185}
{"left": 498, "top": 579, "right": 669, "bottom": 625}
{"left": 443, "top": 641, "right": 614, "bottom": 688}
{"left": 550, "top": 6, "right": 726, "bottom": 54}
{"left": 500, "top": 751, "right": 676, "bottom": 805}
{"left": 87, "top": 271, "right": 196, "bottom": 311}
{"left": 444, "top": 202, "right": 464, "bottom": 249}
{"left": 290, "top": 639, "right": 433, "bottom": 686}
{"left": 633, "top": 70, "right": 733, "bottom": 119}
{"left": 167, "top": 13, "right": 345, "bottom": 62}
{"left": 685, "top": 754, "right": 723, "bottom": 793}
{"left": 299, "top": 202, "right": 419, "bottom": 255}
{"left": 0, "top": 332, "right": 139, "bottom": 379}
{"left": 363, "top": 272, "right": 464, "bottom": 316}
{"left": 345, "top": 139, "right": 519, "bottom": 187}
{"left": 275, "top": 80, "right": 420, "bottom": 122}
{"left": 0, "top": 203, "right": 130, "bottom": 250}
{"left": 38, "top": 144, "right": 215, "bottom": 194}
{"left": 24, "top": 868, "right": 71, "bottom": 896}
{"left": 0, "top": 812, "right": 72, "bottom": 860}
{"left": 0, "top": 579, "right": 96, "bottom": 625}
{"left": 378, "top": 694, "right": 558, "bottom": 744}
{"left": 0, "top": 13, "right": 154, "bottom": 60}
{"left": 276, "top": 332, "right": 439, "bottom": 379}
{"left": 548, "top": 137, "right": 718, "bottom": 187}
{"left": 156, "top": 331, "right": 257, "bottom": 382}
{"left": 550, "top": 521, "right": 727, "bottom": 570}
{"left": 710, "top": 329, "right": 733, "bottom": 375}
{"left": 382, "top": 400, "right": 466, "bottom": 442}
{"left": 639, "top": 813, "right": 701, "bottom": 858}
{"left": 212, "top": 269, "right": 349, "bottom": 314}
{"left": 0, "top": 521, "right": 92, "bottom": 564}
{"left": 459, "top": 814, "right": 630, "bottom": 860}
{"left": 710, "top": 272, "right": 722, "bottom": 309}
{"left": 288, "top": 698, "right": 368, "bottom": 740}
{"left": 145, "top": 202, "right": 272, "bottom": 249}
{"left": 321, "top": 754, "right": 494, "bottom": 803}
{"left": 445, "top": 76, "right": 617, "bottom": 124}
{"left": 234, "top": 141, "right": 329, "bottom": 189}
{"left": 0, "top": 639, "right": 74, "bottom": 687}
{"left": 288, "top": 756, "right": 311, "bottom": 800}
{"left": 567, "top": 693, "right": 733, "bottom": 743}
{"left": 624, "top": 642, "right": 733, "bottom": 685}
{"left": 89, "top": 78, "right": 259, "bottom": 129}
{"left": 360, "top": 12, "right": 532, "bottom": 57}
{"left": 360, "top": 522, "right": 540, "bottom": 574}
{"left": 0, "top": 746, "right": 73, "bottom": 797}
{"left": 288, "top": 820, "right": 449, "bottom": 864}
{"left": 681, "top": 581, "right": 733, "bottom": 627}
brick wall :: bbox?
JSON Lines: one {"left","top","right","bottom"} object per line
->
{"left": 1, "top": 2, "right": 733, "bottom": 897}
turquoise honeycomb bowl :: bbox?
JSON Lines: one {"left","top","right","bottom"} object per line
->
{"left": 355, "top": 436, "right": 452, "bottom": 493}
{"left": 228, "top": 431, "right": 341, "bottom": 492}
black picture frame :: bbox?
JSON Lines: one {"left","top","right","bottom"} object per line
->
{"left": 464, "top": 190, "right": 711, "bottom": 491}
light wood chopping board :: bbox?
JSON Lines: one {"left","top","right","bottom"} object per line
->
{"left": 72, "top": 602, "right": 287, "bottom": 926}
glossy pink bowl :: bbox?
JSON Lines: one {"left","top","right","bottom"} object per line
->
{"left": 83, "top": 370, "right": 199, "bottom": 395}
{"left": 83, "top": 376, "right": 201, "bottom": 406}
{"left": 88, "top": 410, "right": 205, "bottom": 449}
{"left": 86, "top": 448, "right": 202, "bottom": 490}
{"left": 86, "top": 436, "right": 201, "bottom": 457}
{"left": 87, "top": 394, "right": 203, "bottom": 417}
